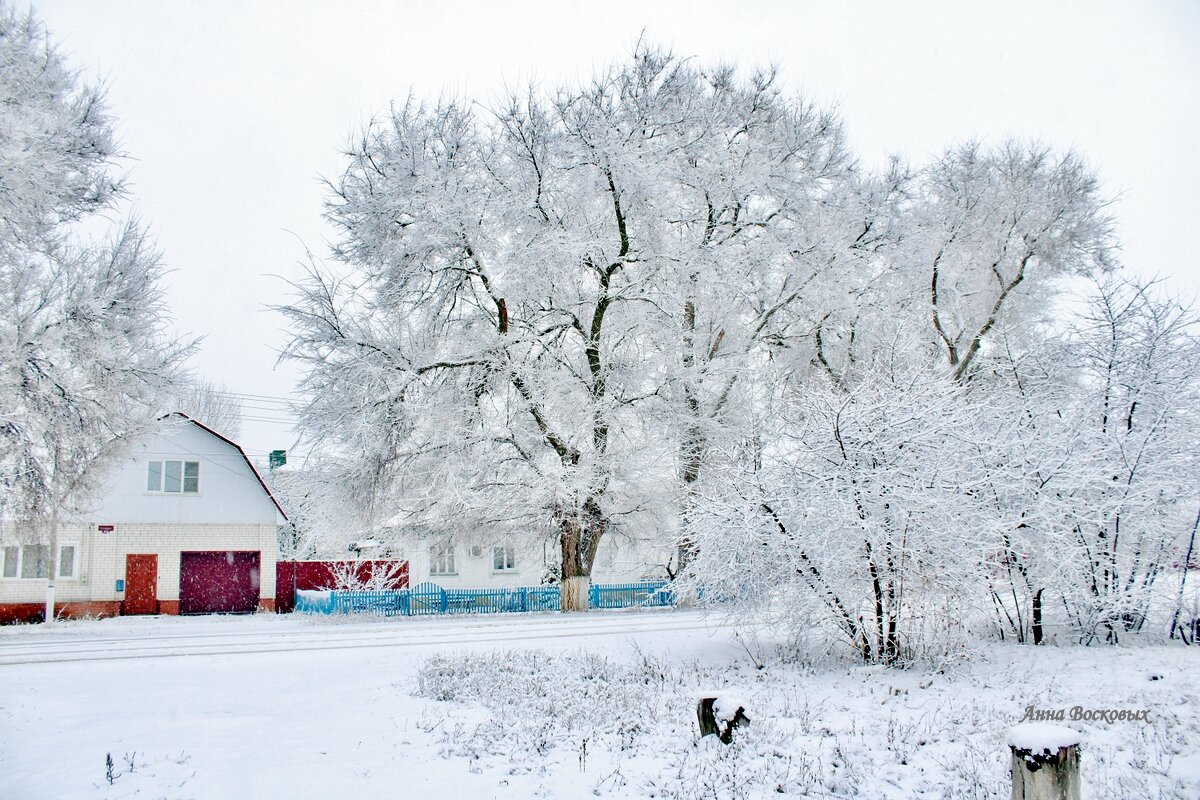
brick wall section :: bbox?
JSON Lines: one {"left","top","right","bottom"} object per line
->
{"left": 0, "top": 601, "right": 121, "bottom": 624}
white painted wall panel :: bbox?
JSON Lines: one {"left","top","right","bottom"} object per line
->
{"left": 74, "top": 420, "right": 282, "bottom": 526}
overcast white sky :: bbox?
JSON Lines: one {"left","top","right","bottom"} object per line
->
{"left": 28, "top": 0, "right": 1200, "bottom": 459}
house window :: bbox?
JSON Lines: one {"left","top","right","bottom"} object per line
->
{"left": 59, "top": 544, "right": 77, "bottom": 578}
{"left": 20, "top": 545, "right": 48, "bottom": 578}
{"left": 492, "top": 545, "right": 516, "bottom": 572}
{"left": 147, "top": 460, "right": 200, "bottom": 493}
{"left": 2, "top": 546, "right": 17, "bottom": 577}
{"left": 429, "top": 540, "right": 456, "bottom": 576}
{"left": 1, "top": 544, "right": 78, "bottom": 579}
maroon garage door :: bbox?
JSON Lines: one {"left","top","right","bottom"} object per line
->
{"left": 179, "top": 551, "right": 261, "bottom": 614}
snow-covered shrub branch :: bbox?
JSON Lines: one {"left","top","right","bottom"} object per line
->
{"left": 686, "top": 351, "right": 996, "bottom": 664}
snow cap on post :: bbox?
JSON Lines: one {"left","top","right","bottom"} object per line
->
{"left": 697, "top": 692, "right": 750, "bottom": 745}
{"left": 1007, "top": 723, "right": 1081, "bottom": 759}
{"left": 1008, "top": 723, "right": 1082, "bottom": 800}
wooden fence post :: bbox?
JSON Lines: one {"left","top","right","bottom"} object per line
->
{"left": 1007, "top": 723, "right": 1081, "bottom": 800}
{"left": 697, "top": 694, "right": 750, "bottom": 744}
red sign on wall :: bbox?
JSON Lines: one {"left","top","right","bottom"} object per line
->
{"left": 98, "top": 524, "right": 114, "bottom": 533}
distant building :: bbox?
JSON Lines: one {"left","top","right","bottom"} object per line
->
{"left": 384, "top": 526, "right": 670, "bottom": 590}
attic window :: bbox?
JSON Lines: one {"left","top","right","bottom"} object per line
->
{"left": 147, "top": 460, "right": 200, "bottom": 493}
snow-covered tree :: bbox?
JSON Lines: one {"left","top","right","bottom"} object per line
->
{"left": 968, "top": 339, "right": 1079, "bottom": 645}
{"left": 0, "top": 6, "right": 192, "bottom": 621}
{"left": 911, "top": 142, "right": 1115, "bottom": 382}
{"left": 969, "top": 278, "right": 1199, "bottom": 645}
{"left": 282, "top": 46, "right": 854, "bottom": 609}
{"left": 680, "top": 129, "right": 1179, "bottom": 658}
{"left": 267, "top": 460, "right": 372, "bottom": 560}
{"left": 1054, "top": 280, "right": 1199, "bottom": 641}
{"left": 0, "top": 7, "right": 120, "bottom": 255}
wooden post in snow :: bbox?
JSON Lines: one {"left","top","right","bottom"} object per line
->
{"left": 1008, "top": 723, "right": 1081, "bottom": 800}
{"left": 697, "top": 694, "right": 750, "bottom": 744}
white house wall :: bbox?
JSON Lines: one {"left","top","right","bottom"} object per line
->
{"left": 0, "top": 523, "right": 277, "bottom": 605}
{"left": 400, "top": 534, "right": 670, "bottom": 589}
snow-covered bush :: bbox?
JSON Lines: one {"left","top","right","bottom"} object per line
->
{"left": 416, "top": 649, "right": 681, "bottom": 759}
{"left": 685, "top": 355, "right": 996, "bottom": 666}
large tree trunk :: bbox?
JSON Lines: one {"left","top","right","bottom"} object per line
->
{"left": 673, "top": 292, "right": 704, "bottom": 576}
{"left": 558, "top": 496, "right": 605, "bottom": 611}
{"left": 561, "top": 576, "right": 590, "bottom": 612}
{"left": 673, "top": 422, "right": 703, "bottom": 578}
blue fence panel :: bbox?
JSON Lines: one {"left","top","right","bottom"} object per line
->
{"left": 442, "top": 587, "right": 516, "bottom": 614}
{"left": 295, "top": 580, "right": 672, "bottom": 617}
{"left": 590, "top": 580, "right": 674, "bottom": 609}
{"left": 331, "top": 590, "right": 405, "bottom": 616}
{"left": 409, "top": 582, "right": 447, "bottom": 615}
{"left": 294, "top": 589, "right": 335, "bottom": 614}
{"left": 525, "top": 585, "right": 561, "bottom": 612}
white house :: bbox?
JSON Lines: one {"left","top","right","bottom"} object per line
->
{"left": 382, "top": 528, "right": 671, "bottom": 590}
{"left": 0, "top": 414, "right": 287, "bottom": 623}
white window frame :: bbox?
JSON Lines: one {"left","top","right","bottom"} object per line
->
{"left": 492, "top": 544, "right": 516, "bottom": 573}
{"left": 146, "top": 460, "right": 201, "bottom": 494}
{"left": 429, "top": 540, "right": 457, "bottom": 576}
{"left": 1, "top": 543, "right": 79, "bottom": 580}
{"left": 58, "top": 542, "right": 79, "bottom": 579}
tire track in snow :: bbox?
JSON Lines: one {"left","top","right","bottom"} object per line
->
{"left": 0, "top": 610, "right": 704, "bottom": 656}
{"left": 0, "top": 613, "right": 714, "bottom": 658}
{"left": 0, "top": 615, "right": 730, "bottom": 666}
{"left": 0, "top": 608, "right": 694, "bottom": 650}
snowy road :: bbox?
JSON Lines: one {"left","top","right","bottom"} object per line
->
{"left": 0, "top": 609, "right": 749, "bottom": 800}
{"left": 0, "top": 608, "right": 731, "bottom": 665}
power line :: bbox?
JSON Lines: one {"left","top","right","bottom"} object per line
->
{"left": 210, "top": 390, "right": 300, "bottom": 404}
{"left": 237, "top": 404, "right": 297, "bottom": 414}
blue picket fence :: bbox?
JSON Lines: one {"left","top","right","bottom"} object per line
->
{"left": 591, "top": 581, "right": 675, "bottom": 609}
{"left": 294, "top": 580, "right": 674, "bottom": 617}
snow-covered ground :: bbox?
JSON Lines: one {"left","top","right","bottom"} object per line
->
{"left": 0, "top": 610, "right": 1197, "bottom": 799}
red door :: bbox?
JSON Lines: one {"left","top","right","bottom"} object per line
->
{"left": 179, "top": 551, "right": 260, "bottom": 614}
{"left": 123, "top": 554, "right": 158, "bottom": 615}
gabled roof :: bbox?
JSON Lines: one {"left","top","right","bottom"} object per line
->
{"left": 160, "top": 412, "right": 289, "bottom": 521}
